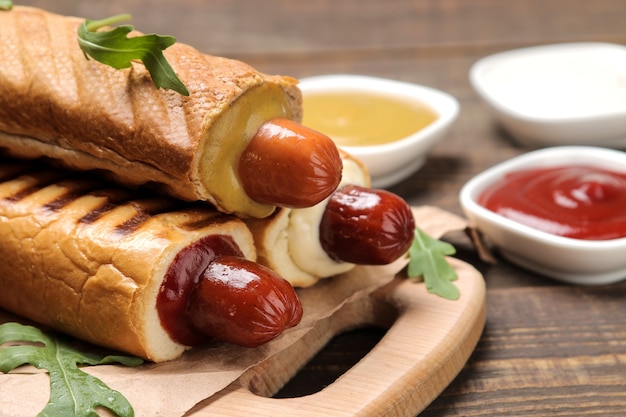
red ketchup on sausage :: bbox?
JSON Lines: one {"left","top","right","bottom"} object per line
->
{"left": 478, "top": 165, "right": 626, "bottom": 240}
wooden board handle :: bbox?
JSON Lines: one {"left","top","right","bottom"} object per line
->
{"left": 190, "top": 258, "right": 486, "bottom": 417}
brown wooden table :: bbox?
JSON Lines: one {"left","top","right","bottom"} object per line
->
{"left": 17, "top": 1, "right": 626, "bottom": 415}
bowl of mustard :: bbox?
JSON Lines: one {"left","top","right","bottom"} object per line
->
{"left": 299, "top": 74, "right": 459, "bottom": 188}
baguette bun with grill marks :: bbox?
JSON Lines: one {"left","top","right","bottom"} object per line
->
{"left": 0, "top": 159, "right": 260, "bottom": 362}
{"left": 0, "top": 6, "right": 303, "bottom": 219}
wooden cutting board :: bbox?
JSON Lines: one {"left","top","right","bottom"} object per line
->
{"left": 0, "top": 207, "right": 484, "bottom": 416}
{"left": 189, "top": 257, "right": 486, "bottom": 417}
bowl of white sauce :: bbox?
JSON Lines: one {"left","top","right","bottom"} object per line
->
{"left": 470, "top": 42, "right": 626, "bottom": 147}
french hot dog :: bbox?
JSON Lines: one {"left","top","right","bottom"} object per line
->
{"left": 0, "top": 158, "right": 302, "bottom": 362}
{"left": 0, "top": 6, "right": 342, "bottom": 218}
{"left": 246, "top": 152, "right": 415, "bottom": 287}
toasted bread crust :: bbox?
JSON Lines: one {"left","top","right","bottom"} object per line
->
{"left": 0, "top": 6, "right": 302, "bottom": 218}
{"left": 0, "top": 159, "right": 255, "bottom": 362}
{"left": 246, "top": 208, "right": 320, "bottom": 287}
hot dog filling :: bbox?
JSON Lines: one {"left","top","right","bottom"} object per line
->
{"left": 287, "top": 158, "right": 415, "bottom": 275}
{"left": 319, "top": 185, "right": 416, "bottom": 265}
{"left": 287, "top": 158, "right": 368, "bottom": 277}
{"left": 158, "top": 235, "right": 241, "bottom": 346}
{"left": 187, "top": 255, "right": 303, "bottom": 348}
{"left": 239, "top": 118, "right": 343, "bottom": 209}
{"left": 157, "top": 235, "right": 302, "bottom": 347}
{"left": 198, "top": 83, "right": 301, "bottom": 218}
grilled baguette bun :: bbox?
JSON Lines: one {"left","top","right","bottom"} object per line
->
{"left": 0, "top": 159, "right": 258, "bottom": 362}
{"left": 0, "top": 6, "right": 301, "bottom": 219}
{"left": 246, "top": 152, "right": 370, "bottom": 287}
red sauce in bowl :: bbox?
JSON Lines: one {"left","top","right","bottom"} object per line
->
{"left": 478, "top": 165, "right": 626, "bottom": 240}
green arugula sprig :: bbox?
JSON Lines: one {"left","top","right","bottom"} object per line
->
{"left": 0, "top": 0, "right": 12, "bottom": 11}
{"left": 407, "top": 227, "right": 460, "bottom": 300}
{"left": 0, "top": 322, "right": 143, "bottom": 417}
{"left": 77, "top": 14, "right": 189, "bottom": 96}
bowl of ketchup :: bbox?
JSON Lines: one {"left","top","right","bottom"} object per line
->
{"left": 460, "top": 146, "right": 626, "bottom": 285}
{"left": 299, "top": 74, "right": 459, "bottom": 188}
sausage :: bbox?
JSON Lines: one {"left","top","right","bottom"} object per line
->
{"left": 319, "top": 185, "right": 416, "bottom": 265}
{"left": 158, "top": 234, "right": 302, "bottom": 348}
{"left": 238, "top": 118, "right": 343, "bottom": 208}
{"left": 187, "top": 255, "right": 303, "bottom": 348}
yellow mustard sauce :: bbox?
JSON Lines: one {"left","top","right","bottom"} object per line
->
{"left": 302, "top": 90, "right": 439, "bottom": 146}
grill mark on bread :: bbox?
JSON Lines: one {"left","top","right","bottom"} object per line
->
{"left": 115, "top": 207, "right": 152, "bottom": 235}
{"left": 0, "top": 160, "right": 230, "bottom": 237}
{"left": 181, "top": 211, "right": 237, "bottom": 231}
{"left": 43, "top": 179, "right": 107, "bottom": 212}
{"left": 78, "top": 200, "right": 121, "bottom": 224}
{"left": 3, "top": 170, "right": 68, "bottom": 201}
{"left": 114, "top": 199, "right": 190, "bottom": 235}
{"left": 77, "top": 188, "right": 137, "bottom": 224}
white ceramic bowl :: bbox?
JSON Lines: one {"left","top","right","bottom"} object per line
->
{"left": 459, "top": 146, "right": 626, "bottom": 285}
{"left": 298, "top": 74, "right": 459, "bottom": 188}
{"left": 470, "top": 42, "right": 626, "bottom": 147}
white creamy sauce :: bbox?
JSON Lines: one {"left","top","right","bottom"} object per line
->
{"left": 482, "top": 51, "right": 626, "bottom": 118}
{"left": 287, "top": 159, "right": 368, "bottom": 277}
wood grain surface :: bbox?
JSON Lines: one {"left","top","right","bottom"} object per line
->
{"left": 12, "top": 1, "right": 626, "bottom": 415}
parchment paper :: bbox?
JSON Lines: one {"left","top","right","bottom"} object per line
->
{"left": 0, "top": 206, "right": 468, "bottom": 417}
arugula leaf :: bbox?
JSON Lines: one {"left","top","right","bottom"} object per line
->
{"left": 0, "top": 0, "right": 12, "bottom": 11}
{"left": 77, "top": 14, "right": 190, "bottom": 96}
{"left": 407, "top": 227, "right": 460, "bottom": 300}
{"left": 0, "top": 322, "right": 143, "bottom": 417}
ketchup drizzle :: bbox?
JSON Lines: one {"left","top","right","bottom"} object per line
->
{"left": 157, "top": 235, "right": 242, "bottom": 346}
